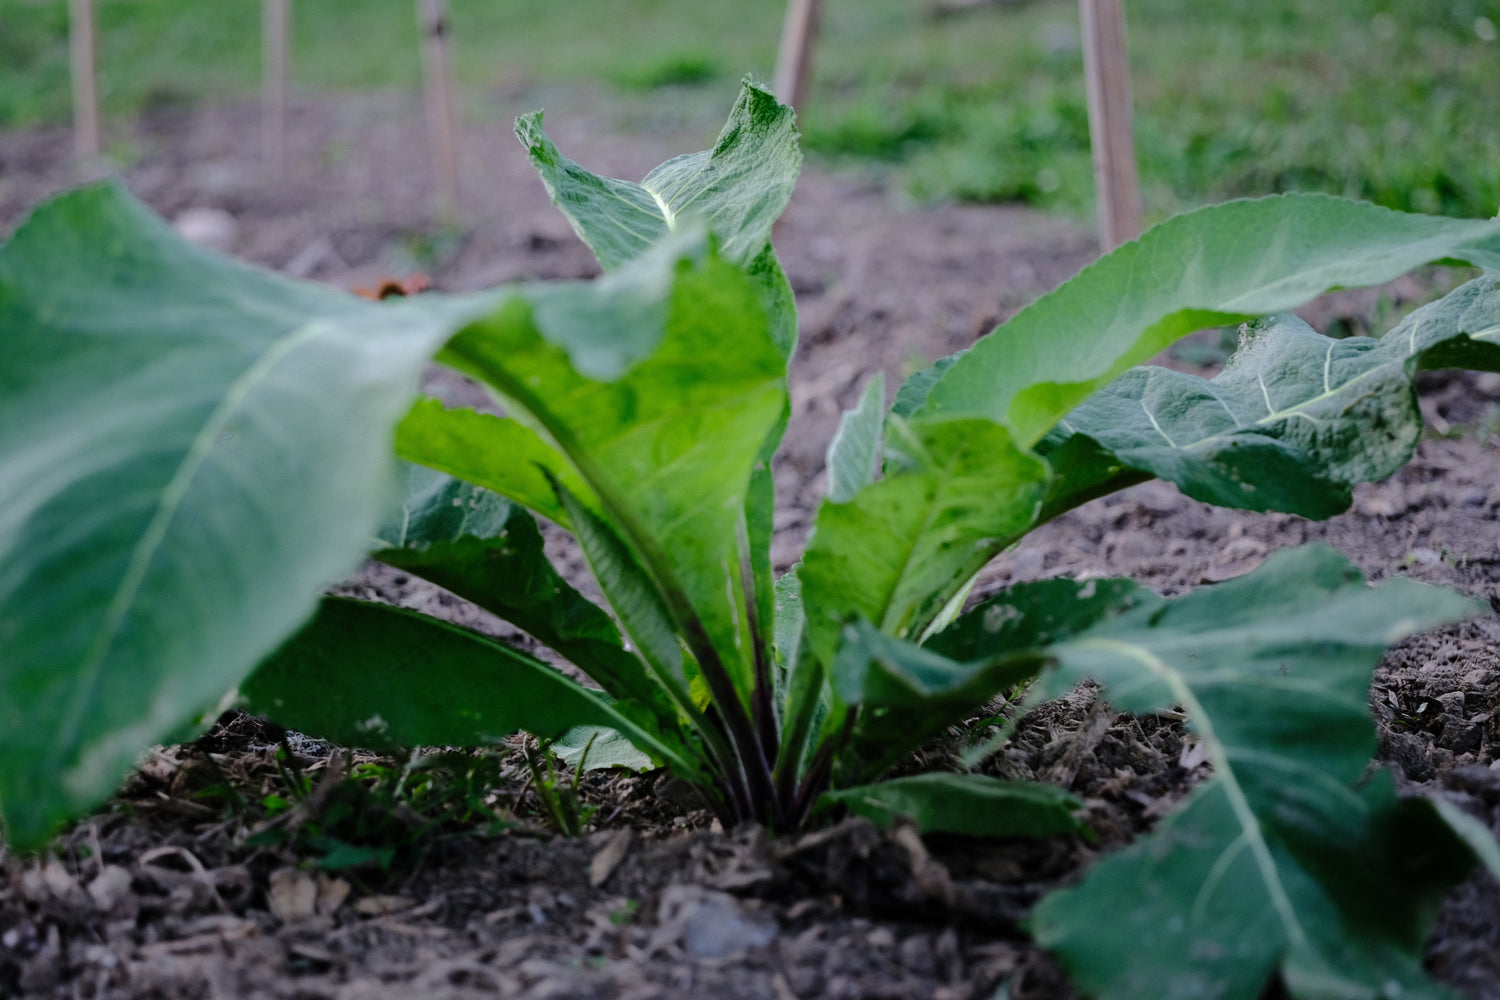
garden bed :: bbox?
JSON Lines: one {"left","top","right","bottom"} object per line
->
{"left": 2, "top": 95, "right": 1498, "bottom": 1000}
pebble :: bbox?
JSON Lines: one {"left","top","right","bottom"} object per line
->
{"left": 172, "top": 207, "right": 239, "bottom": 253}
{"left": 653, "top": 884, "right": 777, "bottom": 959}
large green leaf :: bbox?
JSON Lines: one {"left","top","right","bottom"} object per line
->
{"left": 827, "top": 577, "right": 1142, "bottom": 783}
{"left": 909, "top": 194, "right": 1500, "bottom": 446}
{"left": 240, "top": 598, "right": 674, "bottom": 759}
{"left": 518, "top": 83, "right": 801, "bottom": 687}
{"left": 394, "top": 398, "right": 593, "bottom": 529}
{"left": 432, "top": 232, "right": 787, "bottom": 710}
{"left": 516, "top": 79, "right": 800, "bottom": 273}
{"left": 799, "top": 416, "right": 1049, "bottom": 672}
{"left": 372, "top": 465, "right": 622, "bottom": 660}
{"left": 823, "top": 772, "right": 1086, "bottom": 839}
{"left": 0, "top": 183, "right": 497, "bottom": 848}
{"left": 518, "top": 83, "right": 800, "bottom": 362}
{"left": 370, "top": 464, "right": 693, "bottom": 762}
{"left": 1029, "top": 545, "right": 1488, "bottom": 999}
{"left": 1041, "top": 272, "right": 1500, "bottom": 519}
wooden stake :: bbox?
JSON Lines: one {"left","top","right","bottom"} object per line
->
{"left": 69, "top": 0, "right": 100, "bottom": 164}
{"left": 774, "top": 0, "right": 823, "bottom": 111}
{"left": 262, "top": 0, "right": 290, "bottom": 178}
{"left": 1079, "top": 0, "right": 1141, "bottom": 250}
{"left": 417, "top": 0, "right": 459, "bottom": 220}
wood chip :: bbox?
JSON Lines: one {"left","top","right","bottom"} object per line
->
{"left": 268, "top": 867, "right": 318, "bottom": 922}
{"left": 85, "top": 865, "right": 132, "bottom": 911}
{"left": 354, "top": 894, "right": 415, "bottom": 916}
{"left": 589, "top": 829, "right": 633, "bottom": 887}
{"left": 316, "top": 873, "right": 351, "bottom": 915}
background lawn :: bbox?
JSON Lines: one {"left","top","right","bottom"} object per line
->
{"left": 2, "top": 0, "right": 1497, "bottom": 221}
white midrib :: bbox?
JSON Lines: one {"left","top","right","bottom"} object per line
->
{"left": 54, "top": 322, "right": 327, "bottom": 755}
{"left": 1068, "top": 637, "right": 1310, "bottom": 950}
{"left": 647, "top": 187, "right": 677, "bottom": 229}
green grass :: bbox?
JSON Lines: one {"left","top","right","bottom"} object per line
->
{"left": 3, "top": 0, "right": 1497, "bottom": 220}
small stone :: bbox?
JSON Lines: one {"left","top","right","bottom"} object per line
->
{"left": 652, "top": 884, "right": 777, "bottom": 958}
{"left": 86, "top": 865, "right": 133, "bottom": 912}
{"left": 172, "top": 207, "right": 238, "bottom": 253}
{"left": 898, "top": 933, "right": 937, "bottom": 976}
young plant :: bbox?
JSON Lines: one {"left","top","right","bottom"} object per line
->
{"left": 4, "top": 81, "right": 1500, "bottom": 997}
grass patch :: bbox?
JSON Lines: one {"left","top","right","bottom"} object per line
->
{"left": 2, "top": 0, "right": 1496, "bottom": 219}
{"left": 801, "top": 0, "right": 1500, "bottom": 220}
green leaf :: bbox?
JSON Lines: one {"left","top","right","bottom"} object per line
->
{"left": 370, "top": 464, "right": 694, "bottom": 757}
{"left": 0, "top": 183, "right": 496, "bottom": 848}
{"left": 826, "top": 372, "right": 886, "bottom": 503}
{"left": 1042, "top": 273, "right": 1500, "bottom": 519}
{"left": 799, "top": 416, "right": 1049, "bottom": 671}
{"left": 517, "top": 82, "right": 800, "bottom": 362}
{"left": 516, "top": 79, "right": 801, "bottom": 272}
{"left": 827, "top": 576, "right": 1141, "bottom": 784}
{"left": 1029, "top": 545, "right": 1488, "bottom": 1000}
{"left": 773, "top": 569, "right": 806, "bottom": 678}
{"left": 824, "top": 772, "right": 1086, "bottom": 838}
{"left": 911, "top": 194, "right": 1500, "bottom": 446}
{"left": 439, "top": 231, "right": 788, "bottom": 707}
{"left": 372, "top": 464, "right": 625, "bottom": 662}
{"left": 395, "top": 398, "right": 594, "bottom": 529}
{"left": 550, "top": 476, "right": 687, "bottom": 692}
{"left": 241, "top": 598, "right": 673, "bottom": 757}
{"left": 926, "top": 576, "right": 1149, "bottom": 664}
{"left": 831, "top": 618, "right": 1049, "bottom": 711}
{"left": 551, "top": 726, "right": 654, "bottom": 773}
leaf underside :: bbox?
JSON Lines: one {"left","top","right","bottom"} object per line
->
{"left": 0, "top": 182, "right": 497, "bottom": 847}
{"left": 906, "top": 194, "right": 1500, "bottom": 447}
{"left": 1043, "top": 273, "right": 1500, "bottom": 519}
{"left": 241, "top": 598, "right": 653, "bottom": 752}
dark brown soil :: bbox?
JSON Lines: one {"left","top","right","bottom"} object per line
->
{"left": 2, "top": 95, "right": 1498, "bottom": 1000}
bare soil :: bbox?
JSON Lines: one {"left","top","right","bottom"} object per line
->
{"left": 3, "top": 95, "right": 1499, "bottom": 1000}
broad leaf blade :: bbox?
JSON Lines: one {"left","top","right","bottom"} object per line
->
{"left": 395, "top": 398, "right": 593, "bottom": 528}
{"left": 824, "top": 772, "right": 1086, "bottom": 838}
{"left": 927, "top": 576, "right": 1151, "bottom": 663}
{"left": 517, "top": 82, "right": 801, "bottom": 362}
{"left": 799, "top": 416, "right": 1049, "bottom": 671}
{"left": 241, "top": 598, "right": 669, "bottom": 756}
{"left": 370, "top": 464, "right": 692, "bottom": 757}
{"left": 827, "top": 575, "right": 1144, "bottom": 784}
{"left": 373, "top": 464, "right": 625, "bottom": 661}
{"left": 826, "top": 372, "right": 886, "bottom": 503}
{"left": 441, "top": 232, "right": 788, "bottom": 707}
{"left": 910, "top": 194, "right": 1500, "bottom": 446}
{"left": 517, "top": 80, "right": 801, "bottom": 272}
{"left": 830, "top": 619, "right": 1049, "bottom": 711}
{"left": 0, "top": 183, "right": 496, "bottom": 847}
{"left": 1042, "top": 273, "right": 1500, "bottom": 518}
{"left": 1029, "top": 545, "right": 1487, "bottom": 999}
{"left": 551, "top": 726, "right": 654, "bottom": 773}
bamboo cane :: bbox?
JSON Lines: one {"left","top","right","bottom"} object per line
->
{"left": 69, "top": 0, "right": 100, "bottom": 165}
{"left": 774, "top": 0, "right": 823, "bottom": 111}
{"left": 417, "top": 0, "right": 459, "bottom": 220}
{"left": 262, "top": 0, "right": 290, "bottom": 178}
{"left": 1079, "top": 0, "right": 1141, "bottom": 250}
